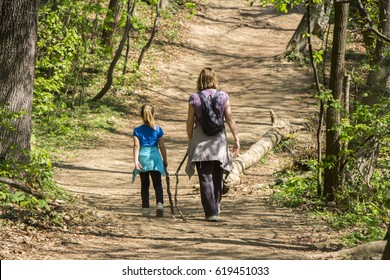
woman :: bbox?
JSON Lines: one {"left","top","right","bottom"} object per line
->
{"left": 185, "top": 67, "right": 240, "bottom": 222}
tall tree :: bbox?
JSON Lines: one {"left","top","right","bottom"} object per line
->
{"left": 101, "top": 0, "right": 122, "bottom": 47}
{"left": 351, "top": 0, "right": 390, "bottom": 185}
{"left": 285, "top": 1, "right": 331, "bottom": 56}
{"left": 0, "top": 0, "right": 38, "bottom": 165}
{"left": 323, "top": 0, "right": 350, "bottom": 200}
{"left": 92, "top": 0, "right": 136, "bottom": 101}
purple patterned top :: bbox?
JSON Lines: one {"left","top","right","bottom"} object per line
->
{"left": 189, "top": 89, "right": 229, "bottom": 127}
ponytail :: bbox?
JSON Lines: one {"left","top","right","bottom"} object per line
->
{"left": 140, "top": 104, "right": 156, "bottom": 129}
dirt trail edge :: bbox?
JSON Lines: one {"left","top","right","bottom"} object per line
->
{"left": 3, "top": 0, "right": 340, "bottom": 260}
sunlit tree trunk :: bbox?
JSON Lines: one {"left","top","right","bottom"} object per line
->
{"left": 102, "top": 0, "right": 122, "bottom": 47}
{"left": 284, "top": 1, "right": 331, "bottom": 56}
{"left": 383, "top": 223, "right": 390, "bottom": 259}
{"left": 354, "top": 0, "right": 390, "bottom": 184}
{"left": 0, "top": 0, "right": 38, "bottom": 165}
{"left": 323, "top": 1, "right": 349, "bottom": 200}
{"left": 364, "top": 0, "right": 390, "bottom": 105}
{"left": 92, "top": 0, "right": 136, "bottom": 101}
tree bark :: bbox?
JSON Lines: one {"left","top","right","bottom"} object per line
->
{"left": 353, "top": 0, "right": 389, "bottom": 185}
{"left": 0, "top": 176, "right": 44, "bottom": 199}
{"left": 226, "top": 110, "right": 291, "bottom": 186}
{"left": 92, "top": 0, "right": 136, "bottom": 101}
{"left": 137, "top": 0, "right": 161, "bottom": 69}
{"left": 101, "top": 0, "right": 122, "bottom": 47}
{"left": 382, "top": 223, "right": 390, "bottom": 259}
{"left": 323, "top": 1, "right": 349, "bottom": 201}
{"left": 364, "top": 0, "right": 390, "bottom": 105}
{"left": 0, "top": 0, "right": 38, "bottom": 164}
{"left": 284, "top": 1, "right": 330, "bottom": 56}
{"left": 382, "top": 239, "right": 390, "bottom": 259}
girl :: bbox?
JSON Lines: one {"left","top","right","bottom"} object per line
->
{"left": 132, "top": 104, "right": 168, "bottom": 217}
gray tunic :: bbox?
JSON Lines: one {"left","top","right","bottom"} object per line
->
{"left": 185, "top": 126, "right": 232, "bottom": 178}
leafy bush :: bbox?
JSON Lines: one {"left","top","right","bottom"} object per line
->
{"left": 0, "top": 146, "right": 74, "bottom": 227}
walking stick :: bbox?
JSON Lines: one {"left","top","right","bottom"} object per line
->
{"left": 174, "top": 152, "right": 188, "bottom": 222}
{"left": 164, "top": 166, "right": 175, "bottom": 216}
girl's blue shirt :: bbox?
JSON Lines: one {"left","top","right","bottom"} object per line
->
{"left": 132, "top": 124, "right": 165, "bottom": 183}
{"left": 133, "top": 124, "right": 164, "bottom": 146}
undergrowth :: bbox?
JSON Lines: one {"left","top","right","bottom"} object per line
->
{"left": 270, "top": 143, "right": 390, "bottom": 246}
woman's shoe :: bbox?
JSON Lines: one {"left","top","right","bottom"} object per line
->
{"left": 206, "top": 215, "right": 218, "bottom": 222}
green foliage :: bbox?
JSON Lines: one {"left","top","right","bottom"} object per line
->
{"left": 271, "top": 171, "right": 319, "bottom": 207}
{"left": 0, "top": 146, "right": 73, "bottom": 227}
{"left": 184, "top": 1, "right": 197, "bottom": 15}
{"left": 248, "top": 0, "right": 305, "bottom": 13}
{"left": 271, "top": 153, "right": 389, "bottom": 245}
{"left": 33, "top": 99, "right": 129, "bottom": 154}
{"left": 0, "top": 108, "right": 25, "bottom": 132}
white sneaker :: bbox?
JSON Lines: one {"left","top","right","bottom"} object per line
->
{"left": 156, "top": 202, "right": 163, "bottom": 217}
{"left": 142, "top": 208, "right": 150, "bottom": 217}
{"left": 206, "top": 215, "right": 218, "bottom": 222}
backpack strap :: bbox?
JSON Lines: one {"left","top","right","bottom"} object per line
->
{"left": 198, "top": 89, "right": 220, "bottom": 101}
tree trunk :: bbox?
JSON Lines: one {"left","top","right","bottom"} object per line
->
{"left": 382, "top": 238, "right": 390, "bottom": 259}
{"left": 0, "top": 0, "right": 38, "bottom": 164}
{"left": 382, "top": 223, "right": 390, "bottom": 259}
{"left": 137, "top": 0, "right": 161, "bottom": 69}
{"left": 159, "top": 0, "right": 169, "bottom": 9}
{"left": 92, "top": 0, "right": 136, "bottom": 101}
{"left": 354, "top": 0, "right": 390, "bottom": 184}
{"left": 364, "top": 0, "right": 390, "bottom": 105}
{"left": 323, "top": 1, "right": 349, "bottom": 201}
{"left": 101, "top": 0, "right": 122, "bottom": 47}
{"left": 284, "top": 1, "right": 330, "bottom": 56}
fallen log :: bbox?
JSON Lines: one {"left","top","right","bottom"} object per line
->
{"left": 227, "top": 110, "right": 291, "bottom": 186}
{"left": 0, "top": 176, "right": 45, "bottom": 199}
{"left": 320, "top": 240, "right": 387, "bottom": 259}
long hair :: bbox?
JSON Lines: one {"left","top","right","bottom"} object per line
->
{"left": 196, "top": 67, "right": 218, "bottom": 91}
{"left": 140, "top": 104, "right": 156, "bottom": 129}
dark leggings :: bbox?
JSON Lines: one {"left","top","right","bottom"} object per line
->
{"left": 195, "top": 161, "right": 223, "bottom": 217}
{"left": 140, "top": 171, "right": 164, "bottom": 208}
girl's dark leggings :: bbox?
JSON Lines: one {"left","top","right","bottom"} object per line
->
{"left": 140, "top": 171, "right": 163, "bottom": 208}
{"left": 195, "top": 161, "right": 223, "bottom": 217}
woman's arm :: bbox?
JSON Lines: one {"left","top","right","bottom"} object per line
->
{"left": 186, "top": 103, "right": 195, "bottom": 141}
{"left": 224, "top": 98, "right": 240, "bottom": 156}
{"left": 158, "top": 136, "right": 168, "bottom": 167}
{"left": 133, "top": 136, "right": 142, "bottom": 170}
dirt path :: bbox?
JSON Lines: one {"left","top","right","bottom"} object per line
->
{"left": 2, "top": 0, "right": 339, "bottom": 260}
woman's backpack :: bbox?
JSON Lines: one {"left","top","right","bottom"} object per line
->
{"left": 198, "top": 90, "right": 225, "bottom": 136}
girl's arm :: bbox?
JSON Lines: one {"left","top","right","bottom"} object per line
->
{"left": 224, "top": 98, "right": 240, "bottom": 156}
{"left": 186, "top": 103, "right": 195, "bottom": 141}
{"left": 133, "top": 136, "right": 142, "bottom": 170}
{"left": 158, "top": 136, "right": 168, "bottom": 167}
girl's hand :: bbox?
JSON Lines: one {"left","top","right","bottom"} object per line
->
{"left": 135, "top": 161, "right": 142, "bottom": 170}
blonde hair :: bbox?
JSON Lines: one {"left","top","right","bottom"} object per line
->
{"left": 140, "top": 104, "right": 156, "bottom": 129}
{"left": 197, "top": 67, "right": 218, "bottom": 91}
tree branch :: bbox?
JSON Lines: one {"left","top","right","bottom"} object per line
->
{"left": 0, "top": 176, "right": 44, "bottom": 199}
{"left": 356, "top": 0, "right": 390, "bottom": 42}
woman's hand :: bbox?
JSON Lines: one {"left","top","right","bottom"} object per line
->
{"left": 232, "top": 140, "right": 240, "bottom": 156}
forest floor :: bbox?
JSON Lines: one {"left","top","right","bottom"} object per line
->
{"left": 1, "top": 0, "right": 349, "bottom": 260}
